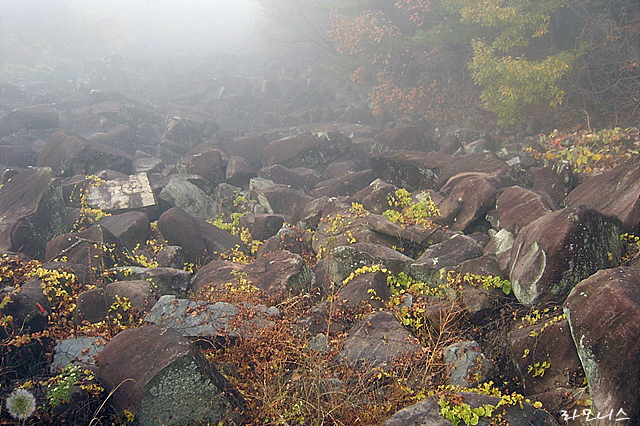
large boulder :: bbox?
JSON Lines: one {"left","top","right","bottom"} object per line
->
{"left": 37, "top": 131, "right": 133, "bottom": 177}
{"left": 566, "top": 155, "right": 640, "bottom": 233}
{"left": 158, "top": 176, "right": 217, "bottom": 220}
{"left": 564, "top": 267, "right": 640, "bottom": 425}
{"left": 508, "top": 205, "right": 623, "bottom": 306}
{"left": 262, "top": 132, "right": 354, "bottom": 171}
{"left": 337, "top": 310, "right": 422, "bottom": 369}
{"left": 0, "top": 167, "right": 66, "bottom": 259}
{"left": 0, "top": 109, "right": 58, "bottom": 138}
{"left": 370, "top": 150, "right": 450, "bottom": 192}
{"left": 96, "top": 324, "right": 243, "bottom": 426}
{"left": 495, "top": 186, "right": 556, "bottom": 233}
{"left": 157, "top": 207, "right": 242, "bottom": 265}
{"left": 86, "top": 173, "right": 157, "bottom": 215}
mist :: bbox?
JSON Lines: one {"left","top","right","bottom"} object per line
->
{"left": 0, "top": 0, "right": 263, "bottom": 68}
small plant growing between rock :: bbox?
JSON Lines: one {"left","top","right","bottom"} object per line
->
{"left": 47, "top": 364, "right": 81, "bottom": 407}
{"left": 463, "top": 273, "right": 512, "bottom": 295}
{"left": 383, "top": 188, "right": 440, "bottom": 228}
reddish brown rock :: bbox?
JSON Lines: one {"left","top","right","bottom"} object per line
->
{"left": 495, "top": 186, "right": 556, "bottom": 233}
{"left": 370, "top": 150, "right": 450, "bottom": 192}
{"left": 566, "top": 155, "right": 640, "bottom": 233}
{"left": 564, "top": 267, "right": 640, "bottom": 425}
{"left": 509, "top": 205, "right": 622, "bottom": 306}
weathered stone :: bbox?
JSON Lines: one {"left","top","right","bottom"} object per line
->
{"left": 0, "top": 167, "right": 66, "bottom": 259}
{"left": 95, "top": 211, "right": 151, "bottom": 251}
{"left": 312, "top": 200, "right": 399, "bottom": 254}
{"left": 50, "top": 337, "right": 105, "bottom": 372}
{"left": 96, "top": 324, "right": 243, "bottom": 426}
{"left": 258, "top": 164, "right": 321, "bottom": 190}
{"left": 337, "top": 310, "right": 422, "bottom": 369}
{"left": 438, "top": 173, "right": 498, "bottom": 232}
{"left": 155, "top": 246, "right": 185, "bottom": 270}
{"left": 107, "top": 266, "right": 191, "bottom": 297}
{"left": 335, "top": 271, "right": 391, "bottom": 309}
{"left": 75, "top": 288, "right": 109, "bottom": 325}
{"left": 158, "top": 177, "right": 217, "bottom": 220}
{"left": 436, "top": 151, "right": 512, "bottom": 189}
{"left": 176, "top": 149, "right": 227, "bottom": 187}
{"left": 89, "top": 125, "right": 139, "bottom": 153}
{"left": 239, "top": 213, "right": 284, "bottom": 242}
{"left": 564, "top": 267, "right": 640, "bottom": 425}
{"left": 262, "top": 132, "right": 354, "bottom": 171}
{"left": 327, "top": 242, "right": 414, "bottom": 286}
{"left": 373, "top": 125, "right": 436, "bottom": 151}
{"left": 309, "top": 169, "right": 374, "bottom": 198}
{"left": 255, "top": 184, "right": 314, "bottom": 223}
{"left": 0, "top": 109, "right": 58, "bottom": 138}
{"left": 87, "top": 173, "right": 157, "bottom": 214}
{"left": 532, "top": 164, "right": 574, "bottom": 208}
{"left": 457, "top": 254, "right": 505, "bottom": 324}
{"left": 444, "top": 341, "right": 494, "bottom": 387}
{"left": 567, "top": 155, "right": 640, "bottom": 233}
{"left": 0, "top": 145, "right": 37, "bottom": 168}
{"left": 192, "top": 250, "right": 312, "bottom": 301}
{"left": 157, "top": 207, "right": 242, "bottom": 265}
{"left": 162, "top": 116, "right": 201, "bottom": 148}
{"left": 495, "top": 186, "right": 556, "bottom": 233}
{"left": 323, "top": 160, "right": 357, "bottom": 180}
{"left": 0, "top": 274, "right": 49, "bottom": 336}
{"left": 370, "top": 150, "right": 450, "bottom": 192}
{"left": 508, "top": 205, "right": 623, "bottom": 306}
{"left": 411, "top": 233, "right": 484, "bottom": 282}
{"left": 381, "top": 392, "right": 559, "bottom": 426}
{"left": 133, "top": 156, "right": 164, "bottom": 175}
{"left": 145, "top": 295, "right": 278, "bottom": 339}
{"left": 105, "top": 280, "right": 157, "bottom": 313}
{"left": 45, "top": 225, "right": 128, "bottom": 270}
{"left": 225, "top": 155, "right": 257, "bottom": 188}
{"left": 219, "top": 134, "right": 267, "bottom": 168}
{"left": 37, "top": 131, "right": 133, "bottom": 177}
{"left": 507, "top": 318, "right": 582, "bottom": 396}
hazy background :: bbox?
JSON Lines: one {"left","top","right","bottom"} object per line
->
{"left": 0, "top": 0, "right": 263, "bottom": 71}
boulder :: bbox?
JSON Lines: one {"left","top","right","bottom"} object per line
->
{"left": 262, "top": 132, "right": 354, "bottom": 171}
{"left": 436, "top": 152, "right": 512, "bottom": 189}
{"left": 75, "top": 288, "right": 109, "bottom": 325}
{"left": 495, "top": 186, "right": 556, "bottom": 233}
{"left": 225, "top": 155, "right": 257, "bottom": 188}
{"left": 0, "top": 145, "right": 37, "bottom": 168}
{"left": 327, "top": 242, "right": 414, "bottom": 286}
{"left": 438, "top": 173, "right": 499, "bottom": 232}
{"left": 566, "top": 155, "right": 640, "bottom": 233}
{"left": 144, "top": 295, "right": 278, "bottom": 339}
{"left": 410, "top": 233, "right": 484, "bottom": 282}
{"left": 239, "top": 214, "right": 284, "bottom": 242}
{"left": 255, "top": 184, "right": 314, "bottom": 223}
{"left": 192, "top": 250, "right": 312, "bottom": 301}
{"left": 157, "top": 207, "right": 242, "bottom": 265}
{"left": 337, "top": 310, "right": 422, "bottom": 369}
{"left": 370, "top": 150, "right": 449, "bottom": 192}
{"left": 507, "top": 318, "right": 582, "bottom": 396}
{"left": 258, "top": 164, "right": 321, "bottom": 190}
{"left": 86, "top": 173, "right": 157, "bottom": 215}
{"left": 335, "top": 271, "right": 391, "bottom": 308}
{"left": 105, "top": 280, "right": 157, "bottom": 313}
{"left": 564, "top": 267, "right": 640, "bottom": 424}
{"left": 381, "top": 392, "right": 558, "bottom": 426}
{"left": 508, "top": 205, "right": 623, "bottom": 306}
{"left": 373, "top": 125, "right": 436, "bottom": 151}
{"left": 0, "top": 109, "right": 58, "bottom": 138}
{"left": 176, "top": 149, "right": 227, "bottom": 187}
{"left": 37, "top": 131, "right": 133, "bottom": 177}
{"left": 106, "top": 266, "right": 191, "bottom": 297}
{"left": 0, "top": 167, "right": 66, "bottom": 259}
{"left": 95, "top": 211, "right": 151, "bottom": 251}
{"left": 158, "top": 177, "right": 217, "bottom": 220}
{"left": 50, "top": 337, "right": 105, "bottom": 372}
{"left": 96, "top": 324, "right": 243, "bottom": 426}
{"left": 444, "top": 341, "right": 494, "bottom": 387}
{"left": 309, "top": 169, "right": 375, "bottom": 198}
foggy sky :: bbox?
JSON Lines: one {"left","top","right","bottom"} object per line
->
{"left": 0, "top": 0, "right": 263, "bottom": 63}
